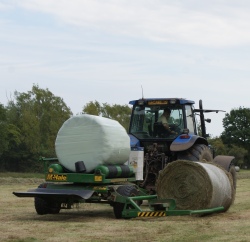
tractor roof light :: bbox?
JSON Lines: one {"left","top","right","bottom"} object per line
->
{"left": 170, "top": 99, "right": 176, "bottom": 104}
{"left": 138, "top": 99, "right": 145, "bottom": 105}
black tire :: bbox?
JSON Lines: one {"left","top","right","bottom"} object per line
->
{"left": 113, "top": 186, "right": 138, "bottom": 219}
{"left": 34, "top": 197, "right": 50, "bottom": 215}
{"left": 34, "top": 197, "right": 61, "bottom": 215}
{"left": 177, "top": 144, "right": 213, "bottom": 162}
{"left": 48, "top": 201, "right": 61, "bottom": 214}
{"left": 34, "top": 184, "right": 61, "bottom": 215}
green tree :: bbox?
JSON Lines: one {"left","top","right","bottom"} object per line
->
{"left": 0, "top": 104, "right": 22, "bottom": 171}
{"left": 0, "top": 104, "right": 8, "bottom": 155}
{"left": 208, "top": 136, "right": 247, "bottom": 167}
{"left": 221, "top": 107, "right": 250, "bottom": 149}
{"left": 226, "top": 145, "right": 247, "bottom": 168}
{"left": 208, "top": 137, "right": 227, "bottom": 156}
{"left": 221, "top": 107, "right": 250, "bottom": 167}
{"left": 82, "top": 100, "right": 102, "bottom": 116}
{"left": 3, "top": 84, "right": 72, "bottom": 172}
{"left": 83, "top": 101, "right": 131, "bottom": 131}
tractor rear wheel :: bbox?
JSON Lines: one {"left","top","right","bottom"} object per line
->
{"left": 113, "top": 185, "right": 138, "bottom": 219}
{"left": 177, "top": 144, "right": 213, "bottom": 162}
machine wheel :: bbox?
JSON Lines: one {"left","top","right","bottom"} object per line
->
{"left": 113, "top": 185, "right": 138, "bottom": 219}
{"left": 34, "top": 197, "right": 50, "bottom": 215}
{"left": 34, "top": 197, "right": 61, "bottom": 215}
{"left": 177, "top": 144, "right": 213, "bottom": 162}
{"left": 34, "top": 184, "right": 61, "bottom": 215}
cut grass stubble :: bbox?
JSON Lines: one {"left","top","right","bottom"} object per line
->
{"left": 0, "top": 172, "right": 250, "bottom": 242}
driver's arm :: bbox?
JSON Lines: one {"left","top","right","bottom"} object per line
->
{"left": 162, "top": 118, "right": 176, "bottom": 134}
{"left": 162, "top": 122, "right": 170, "bottom": 130}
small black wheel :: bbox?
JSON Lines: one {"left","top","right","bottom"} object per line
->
{"left": 34, "top": 184, "right": 61, "bottom": 215}
{"left": 34, "top": 197, "right": 50, "bottom": 215}
{"left": 34, "top": 197, "right": 61, "bottom": 215}
{"left": 113, "top": 185, "right": 138, "bottom": 219}
{"left": 113, "top": 202, "right": 125, "bottom": 219}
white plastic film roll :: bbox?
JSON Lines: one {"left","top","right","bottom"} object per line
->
{"left": 55, "top": 114, "right": 130, "bottom": 172}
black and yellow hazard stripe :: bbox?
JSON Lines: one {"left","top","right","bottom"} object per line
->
{"left": 137, "top": 211, "right": 166, "bottom": 217}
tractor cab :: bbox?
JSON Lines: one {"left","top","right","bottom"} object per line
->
{"left": 128, "top": 98, "right": 198, "bottom": 151}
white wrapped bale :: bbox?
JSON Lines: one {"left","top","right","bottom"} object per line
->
{"left": 55, "top": 114, "right": 130, "bottom": 173}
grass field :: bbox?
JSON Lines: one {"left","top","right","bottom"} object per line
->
{"left": 0, "top": 170, "right": 250, "bottom": 242}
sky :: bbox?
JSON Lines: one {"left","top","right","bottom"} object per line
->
{"left": 0, "top": 0, "right": 250, "bottom": 137}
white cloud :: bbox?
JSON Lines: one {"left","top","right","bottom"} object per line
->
{"left": 6, "top": 0, "right": 250, "bottom": 47}
{"left": 1, "top": 0, "right": 250, "bottom": 137}
{"left": 0, "top": 2, "right": 10, "bottom": 10}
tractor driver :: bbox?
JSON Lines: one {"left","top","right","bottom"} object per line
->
{"left": 158, "top": 108, "right": 176, "bottom": 135}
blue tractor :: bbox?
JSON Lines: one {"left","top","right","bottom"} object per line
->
{"left": 128, "top": 98, "right": 236, "bottom": 193}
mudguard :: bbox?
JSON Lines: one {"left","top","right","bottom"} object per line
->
{"left": 213, "top": 155, "right": 235, "bottom": 171}
{"left": 170, "top": 135, "right": 208, "bottom": 152}
{"left": 13, "top": 188, "right": 94, "bottom": 200}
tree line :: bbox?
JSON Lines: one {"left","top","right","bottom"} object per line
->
{"left": 0, "top": 84, "right": 249, "bottom": 172}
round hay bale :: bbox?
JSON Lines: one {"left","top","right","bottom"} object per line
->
{"left": 55, "top": 114, "right": 130, "bottom": 173}
{"left": 156, "top": 160, "right": 235, "bottom": 211}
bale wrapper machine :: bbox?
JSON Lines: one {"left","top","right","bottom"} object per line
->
{"left": 13, "top": 157, "right": 225, "bottom": 219}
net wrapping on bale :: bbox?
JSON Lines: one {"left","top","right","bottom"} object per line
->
{"left": 156, "top": 160, "right": 235, "bottom": 212}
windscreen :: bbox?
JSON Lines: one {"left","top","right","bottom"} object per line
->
{"left": 130, "top": 105, "right": 184, "bottom": 139}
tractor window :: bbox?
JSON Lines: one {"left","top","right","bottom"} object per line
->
{"left": 185, "top": 105, "right": 195, "bottom": 134}
{"left": 168, "top": 108, "right": 184, "bottom": 130}
{"left": 130, "top": 105, "right": 184, "bottom": 138}
{"left": 130, "top": 106, "right": 153, "bottom": 138}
